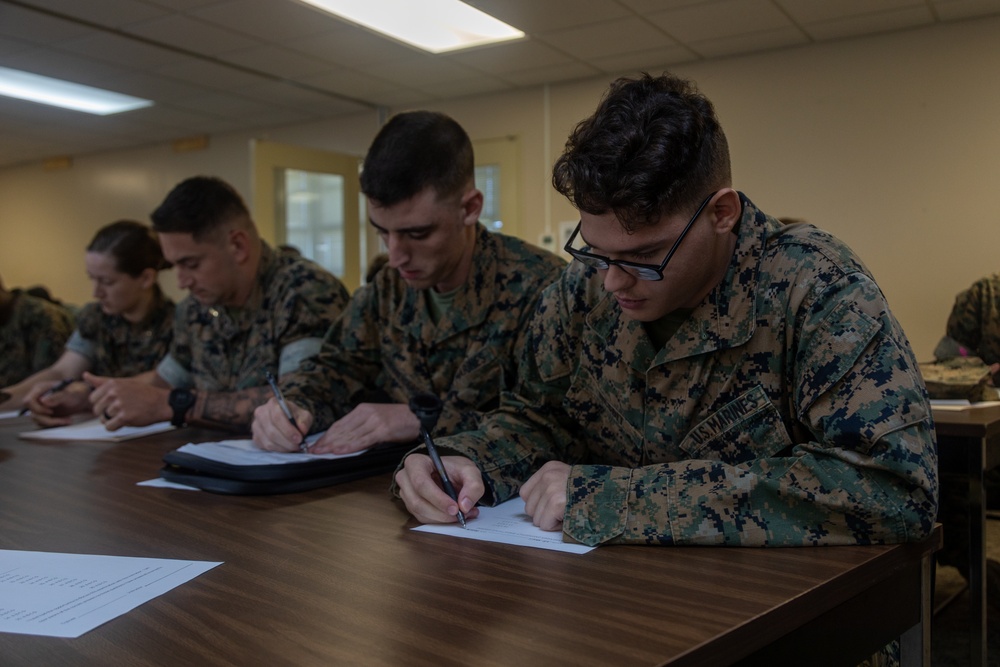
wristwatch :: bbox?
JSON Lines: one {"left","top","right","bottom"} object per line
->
{"left": 168, "top": 388, "right": 197, "bottom": 427}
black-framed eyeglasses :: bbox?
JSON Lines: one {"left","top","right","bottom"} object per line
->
{"left": 563, "top": 191, "right": 718, "bottom": 281}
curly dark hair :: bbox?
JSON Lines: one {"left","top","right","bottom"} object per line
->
{"left": 151, "top": 176, "right": 250, "bottom": 241}
{"left": 360, "top": 111, "right": 473, "bottom": 206}
{"left": 552, "top": 72, "right": 731, "bottom": 231}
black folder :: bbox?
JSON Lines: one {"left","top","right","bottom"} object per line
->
{"left": 159, "top": 442, "right": 411, "bottom": 495}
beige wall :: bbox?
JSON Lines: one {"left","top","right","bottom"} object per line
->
{"left": 1, "top": 16, "right": 998, "bottom": 361}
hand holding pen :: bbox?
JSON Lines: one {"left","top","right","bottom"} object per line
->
{"left": 408, "top": 393, "right": 467, "bottom": 528}
{"left": 264, "top": 371, "right": 310, "bottom": 452}
{"left": 19, "top": 378, "right": 77, "bottom": 416}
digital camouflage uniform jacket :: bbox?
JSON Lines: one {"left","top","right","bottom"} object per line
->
{"left": 283, "top": 224, "right": 565, "bottom": 436}
{"left": 946, "top": 273, "right": 1000, "bottom": 364}
{"left": 438, "top": 195, "right": 938, "bottom": 547}
{"left": 66, "top": 288, "right": 174, "bottom": 377}
{"left": 157, "top": 243, "right": 349, "bottom": 391}
{"left": 0, "top": 291, "right": 74, "bottom": 386}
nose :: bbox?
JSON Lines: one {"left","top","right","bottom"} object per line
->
{"left": 601, "top": 264, "right": 636, "bottom": 293}
{"left": 386, "top": 234, "right": 409, "bottom": 268}
{"left": 176, "top": 269, "right": 193, "bottom": 290}
{"left": 92, "top": 283, "right": 103, "bottom": 299}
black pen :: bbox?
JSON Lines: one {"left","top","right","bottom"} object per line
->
{"left": 421, "top": 430, "right": 467, "bottom": 528}
{"left": 265, "top": 371, "right": 308, "bottom": 452}
{"left": 409, "top": 394, "right": 467, "bottom": 528}
{"left": 19, "top": 378, "right": 75, "bottom": 416}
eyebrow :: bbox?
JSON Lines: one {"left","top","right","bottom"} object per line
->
{"left": 578, "top": 229, "right": 665, "bottom": 257}
{"left": 368, "top": 219, "right": 435, "bottom": 235}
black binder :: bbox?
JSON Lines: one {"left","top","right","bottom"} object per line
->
{"left": 160, "top": 442, "right": 412, "bottom": 495}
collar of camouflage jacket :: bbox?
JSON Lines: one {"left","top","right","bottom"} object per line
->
{"left": 398, "top": 223, "right": 497, "bottom": 343}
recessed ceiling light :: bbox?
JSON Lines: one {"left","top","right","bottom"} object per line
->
{"left": 0, "top": 66, "right": 152, "bottom": 115}
{"left": 298, "top": 0, "right": 525, "bottom": 53}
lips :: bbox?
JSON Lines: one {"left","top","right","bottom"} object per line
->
{"left": 615, "top": 295, "right": 644, "bottom": 310}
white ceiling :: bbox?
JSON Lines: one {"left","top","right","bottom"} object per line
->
{"left": 0, "top": 0, "right": 997, "bottom": 169}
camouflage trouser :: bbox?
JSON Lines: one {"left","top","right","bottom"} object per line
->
{"left": 857, "top": 640, "right": 899, "bottom": 667}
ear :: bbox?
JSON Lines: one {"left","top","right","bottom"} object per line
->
{"left": 708, "top": 188, "right": 741, "bottom": 236}
{"left": 459, "top": 188, "right": 484, "bottom": 227}
{"left": 227, "top": 228, "right": 251, "bottom": 263}
{"left": 138, "top": 267, "right": 157, "bottom": 290}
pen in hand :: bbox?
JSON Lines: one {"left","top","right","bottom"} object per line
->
{"left": 265, "top": 371, "right": 308, "bottom": 452}
{"left": 19, "top": 378, "right": 76, "bottom": 416}
{"left": 409, "top": 393, "right": 467, "bottom": 528}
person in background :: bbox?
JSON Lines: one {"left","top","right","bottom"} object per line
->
{"left": 0, "top": 276, "right": 74, "bottom": 391}
{"left": 2, "top": 221, "right": 174, "bottom": 424}
{"left": 925, "top": 273, "right": 1000, "bottom": 608}
{"left": 395, "top": 73, "right": 937, "bottom": 554}
{"left": 251, "top": 111, "right": 565, "bottom": 454}
{"left": 87, "top": 176, "right": 350, "bottom": 433}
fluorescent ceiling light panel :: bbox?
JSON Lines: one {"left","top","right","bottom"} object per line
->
{"left": 300, "top": 0, "right": 525, "bottom": 53}
{"left": 0, "top": 66, "right": 152, "bottom": 115}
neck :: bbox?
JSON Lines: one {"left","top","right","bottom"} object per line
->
{"left": 122, "top": 286, "right": 157, "bottom": 324}
{"left": 433, "top": 226, "right": 478, "bottom": 293}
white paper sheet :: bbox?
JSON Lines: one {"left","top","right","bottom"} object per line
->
{"left": 19, "top": 419, "right": 174, "bottom": 442}
{"left": 174, "top": 434, "right": 365, "bottom": 466}
{"left": 412, "top": 497, "right": 596, "bottom": 554}
{"left": 931, "top": 399, "right": 1000, "bottom": 411}
{"left": 0, "top": 550, "right": 221, "bottom": 638}
{"left": 0, "top": 410, "right": 22, "bottom": 420}
{"left": 137, "top": 478, "right": 200, "bottom": 491}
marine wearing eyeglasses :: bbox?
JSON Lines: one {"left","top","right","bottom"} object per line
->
{"left": 395, "top": 73, "right": 937, "bottom": 559}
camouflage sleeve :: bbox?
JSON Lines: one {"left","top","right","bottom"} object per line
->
{"left": 30, "top": 300, "right": 75, "bottom": 373}
{"left": 946, "top": 275, "right": 1000, "bottom": 364}
{"left": 565, "top": 273, "right": 936, "bottom": 547}
{"left": 274, "top": 272, "right": 350, "bottom": 366}
{"left": 283, "top": 285, "right": 383, "bottom": 432}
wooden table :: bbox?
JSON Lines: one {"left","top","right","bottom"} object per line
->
{"left": 932, "top": 404, "right": 1000, "bottom": 667}
{"left": 0, "top": 417, "right": 940, "bottom": 666}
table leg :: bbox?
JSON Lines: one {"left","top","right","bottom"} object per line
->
{"left": 969, "top": 435, "right": 987, "bottom": 667}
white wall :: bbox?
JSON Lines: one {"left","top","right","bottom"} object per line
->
{"left": 1, "top": 16, "right": 998, "bottom": 360}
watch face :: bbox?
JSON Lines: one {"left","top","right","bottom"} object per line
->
{"left": 170, "top": 389, "right": 195, "bottom": 409}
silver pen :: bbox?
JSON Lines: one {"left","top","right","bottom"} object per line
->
{"left": 265, "top": 371, "right": 308, "bottom": 452}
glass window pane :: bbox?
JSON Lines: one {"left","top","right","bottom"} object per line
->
{"left": 282, "top": 169, "right": 345, "bottom": 277}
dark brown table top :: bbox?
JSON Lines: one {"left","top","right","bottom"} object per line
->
{"left": 0, "top": 417, "right": 936, "bottom": 666}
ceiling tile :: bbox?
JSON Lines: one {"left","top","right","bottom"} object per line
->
{"left": 290, "top": 25, "right": 419, "bottom": 68}
{"left": 15, "top": 0, "right": 170, "bottom": 28}
{"left": 153, "top": 55, "right": 270, "bottom": 90}
{"left": 465, "top": 0, "right": 633, "bottom": 32}
{"left": 930, "top": 0, "right": 1000, "bottom": 21}
{"left": 192, "top": 0, "right": 339, "bottom": 40}
{"left": 445, "top": 39, "right": 574, "bottom": 75}
{"left": 0, "top": 3, "right": 92, "bottom": 44}
{"left": 298, "top": 68, "right": 401, "bottom": 100}
{"left": 57, "top": 32, "right": 189, "bottom": 69}
{"left": 690, "top": 25, "right": 810, "bottom": 58}
{"left": 775, "top": 0, "right": 926, "bottom": 24}
{"left": 125, "top": 14, "right": 261, "bottom": 56}
{"left": 538, "top": 17, "right": 677, "bottom": 59}
{"left": 802, "top": 6, "right": 934, "bottom": 41}
{"left": 646, "top": 0, "right": 794, "bottom": 42}
{"left": 588, "top": 44, "right": 701, "bottom": 73}
{"left": 234, "top": 80, "right": 371, "bottom": 115}
{"left": 219, "top": 44, "right": 334, "bottom": 78}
